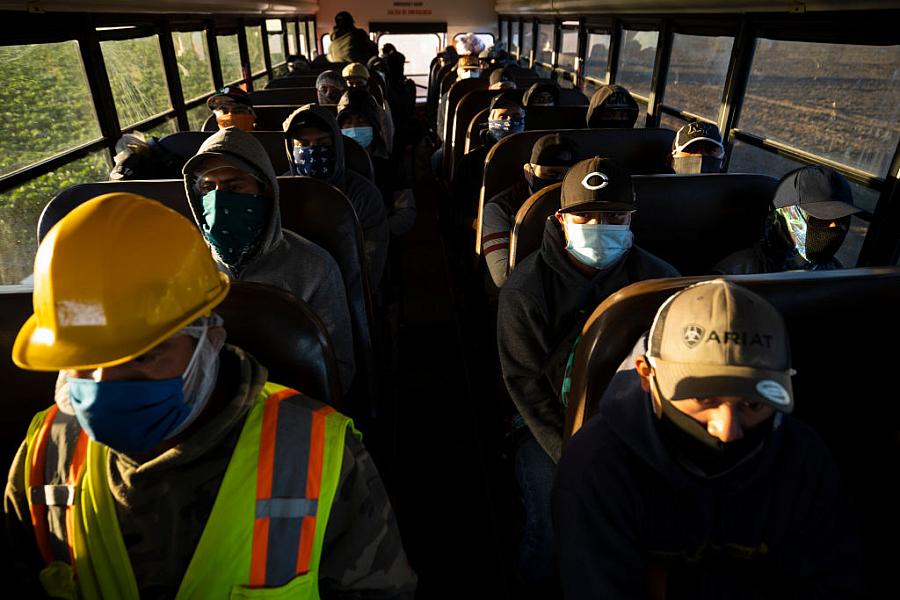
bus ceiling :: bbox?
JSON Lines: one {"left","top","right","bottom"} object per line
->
{"left": 0, "top": 0, "right": 316, "bottom": 14}
{"left": 494, "top": 0, "right": 900, "bottom": 15}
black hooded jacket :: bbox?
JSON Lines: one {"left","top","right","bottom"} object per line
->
{"left": 586, "top": 84, "right": 639, "bottom": 128}
{"left": 553, "top": 364, "right": 865, "bottom": 599}
{"left": 497, "top": 218, "right": 678, "bottom": 461}
{"left": 327, "top": 24, "right": 377, "bottom": 64}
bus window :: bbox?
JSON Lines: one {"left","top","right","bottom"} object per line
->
{"left": 216, "top": 34, "right": 243, "bottom": 84}
{"left": 511, "top": 21, "right": 520, "bottom": 58}
{"left": 140, "top": 118, "right": 178, "bottom": 138}
{"left": 0, "top": 151, "right": 110, "bottom": 285}
{"left": 245, "top": 25, "right": 265, "bottom": 77}
{"left": 377, "top": 33, "right": 442, "bottom": 101}
{"left": 0, "top": 41, "right": 101, "bottom": 178}
{"left": 266, "top": 19, "right": 286, "bottom": 67}
{"left": 499, "top": 18, "right": 507, "bottom": 45}
{"left": 559, "top": 28, "right": 579, "bottom": 73}
{"left": 287, "top": 21, "right": 298, "bottom": 56}
{"left": 305, "top": 21, "right": 316, "bottom": 55}
{"left": 665, "top": 34, "right": 733, "bottom": 121}
{"left": 321, "top": 33, "right": 331, "bottom": 55}
{"left": 172, "top": 30, "right": 214, "bottom": 103}
{"left": 536, "top": 23, "right": 554, "bottom": 66}
{"left": 521, "top": 21, "right": 533, "bottom": 66}
{"left": 659, "top": 111, "right": 688, "bottom": 132}
{"left": 584, "top": 32, "right": 610, "bottom": 87}
{"left": 741, "top": 40, "right": 900, "bottom": 178}
{"left": 100, "top": 35, "right": 171, "bottom": 128}
{"left": 617, "top": 29, "right": 659, "bottom": 98}
{"left": 187, "top": 104, "right": 210, "bottom": 131}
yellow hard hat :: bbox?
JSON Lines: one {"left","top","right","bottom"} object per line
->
{"left": 13, "top": 193, "right": 230, "bottom": 372}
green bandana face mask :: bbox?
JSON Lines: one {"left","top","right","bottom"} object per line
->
{"left": 201, "top": 190, "right": 268, "bottom": 268}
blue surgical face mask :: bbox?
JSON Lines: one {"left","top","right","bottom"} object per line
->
{"left": 68, "top": 377, "right": 190, "bottom": 453}
{"left": 488, "top": 116, "right": 525, "bottom": 141}
{"left": 341, "top": 126, "right": 374, "bottom": 149}
{"left": 201, "top": 190, "right": 268, "bottom": 268}
{"left": 458, "top": 69, "right": 481, "bottom": 79}
{"left": 564, "top": 223, "right": 634, "bottom": 269}
{"left": 291, "top": 144, "right": 337, "bottom": 179}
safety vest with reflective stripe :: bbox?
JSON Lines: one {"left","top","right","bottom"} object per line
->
{"left": 23, "top": 382, "right": 356, "bottom": 600}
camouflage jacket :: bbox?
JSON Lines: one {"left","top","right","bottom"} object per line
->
{"left": 3, "top": 346, "right": 416, "bottom": 599}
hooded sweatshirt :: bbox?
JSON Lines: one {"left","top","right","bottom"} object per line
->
{"left": 183, "top": 127, "right": 355, "bottom": 391}
{"left": 327, "top": 22, "right": 377, "bottom": 64}
{"left": 553, "top": 361, "right": 865, "bottom": 600}
{"left": 586, "top": 84, "right": 639, "bottom": 128}
{"left": 497, "top": 218, "right": 678, "bottom": 461}
{"left": 284, "top": 105, "right": 389, "bottom": 289}
{"left": 338, "top": 91, "right": 417, "bottom": 236}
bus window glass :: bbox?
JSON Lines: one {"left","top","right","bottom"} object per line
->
{"left": 742, "top": 40, "right": 900, "bottom": 177}
{"left": 521, "top": 21, "right": 533, "bottom": 65}
{"left": 268, "top": 32, "right": 285, "bottom": 66}
{"left": 217, "top": 34, "right": 243, "bottom": 83}
{"left": 534, "top": 63, "right": 552, "bottom": 79}
{"left": 299, "top": 29, "right": 308, "bottom": 57}
{"left": 266, "top": 19, "right": 282, "bottom": 33}
{"left": 660, "top": 112, "right": 688, "bottom": 132}
{"left": 665, "top": 34, "right": 732, "bottom": 121}
{"left": 537, "top": 23, "right": 554, "bottom": 66}
{"left": 559, "top": 29, "right": 578, "bottom": 72}
{"left": 499, "top": 19, "right": 507, "bottom": 45}
{"left": 306, "top": 22, "right": 316, "bottom": 55}
{"left": 0, "top": 41, "right": 101, "bottom": 178}
{"left": 322, "top": 34, "right": 331, "bottom": 56}
{"left": 173, "top": 31, "right": 213, "bottom": 102}
{"left": 378, "top": 34, "right": 441, "bottom": 101}
{"left": 287, "top": 22, "right": 298, "bottom": 56}
{"left": 187, "top": 104, "right": 210, "bottom": 131}
{"left": 584, "top": 33, "right": 610, "bottom": 83}
{"left": 0, "top": 150, "right": 110, "bottom": 285}
{"left": 511, "top": 22, "right": 520, "bottom": 58}
{"left": 140, "top": 118, "right": 178, "bottom": 138}
{"left": 617, "top": 29, "right": 659, "bottom": 97}
{"left": 101, "top": 35, "right": 171, "bottom": 128}
{"left": 245, "top": 26, "right": 265, "bottom": 75}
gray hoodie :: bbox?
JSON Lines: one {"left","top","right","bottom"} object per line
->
{"left": 283, "top": 104, "right": 389, "bottom": 289}
{"left": 183, "top": 127, "right": 356, "bottom": 392}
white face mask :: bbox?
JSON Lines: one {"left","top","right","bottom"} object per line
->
{"left": 169, "top": 314, "right": 225, "bottom": 438}
{"left": 564, "top": 223, "right": 634, "bottom": 269}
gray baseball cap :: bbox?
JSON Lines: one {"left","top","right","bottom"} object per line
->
{"left": 646, "top": 279, "right": 794, "bottom": 412}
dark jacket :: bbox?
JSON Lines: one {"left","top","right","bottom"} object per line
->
{"left": 497, "top": 218, "right": 678, "bottom": 461}
{"left": 284, "top": 104, "right": 389, "bottom": 289}
{"left": 453, "top": 130, "right": 495, "bottom": 218}
{"left": 586, "top": 83, "right": 639, "bottom": 128}
{"left": 553, "top": 366, "right": 865, "bottom": 600}
{"left": 327, "top": 25, "right": 377, "bottom": 64}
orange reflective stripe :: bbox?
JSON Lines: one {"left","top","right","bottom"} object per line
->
{"left": 250, "top": 388, "right": 299, "bottom": 587}
{"left": 29, "top": 405, "right": 59, "bottom": 565}
{"left": 305, "top": 406, "right": 334, "bottom": 500}
{"left": 65, "top": 432, "right": 89, "bottom": 572}
{"left": 295, "top": 515, "right": 316, "bottom": 574}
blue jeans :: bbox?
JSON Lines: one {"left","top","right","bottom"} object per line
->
{"left": 514, "top": 436, "right": 557, "bottom": 586}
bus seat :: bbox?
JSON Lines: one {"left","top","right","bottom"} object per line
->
{"left": 450, "top": 88, "right": 525, "bottom": 180}
{"left": 0, "top": 279, "right": 344, "bottom": 469}
{"left": 561, "top": 267, "right": 900, "bottom": 596}
{"left": 559, "top": 88, "right": 589, "bottom": 105}
{"left": 524, "top": 106, "right": 589, "bottom": 131}
{"left": 508, "top": 183, "right": 562, "bottom": 272}
{"left": 41, "top": 178, "right": 377, "bottom": 405}
{"left": 158, "top": 131, "right": 373, "bottom": 182}
{"left": 507, "top": 174, "right": 775, "bottom": 275}
{"left": 441, "top": 78, "right": 488, "bottom": 178}
{"left": 464, "top": 108, "right": 490, "bottom": 155}
{"left": 475, "top": 128, "right": 676, "bottom": 254}
{"left": 249, "top": 87, "right": 319, "bottom": 106}
{"left": 265, "top": 74, "right": 321, "bottom": 89}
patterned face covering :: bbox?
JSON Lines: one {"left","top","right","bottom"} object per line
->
{"left": 488, "top": 116, "right": 525, "bottom": 141}
{"left": 776, "top": 205, "right": 849, "bottom": 264}
{"left": 291, "top": 144, "right": 337, "bottom": 179}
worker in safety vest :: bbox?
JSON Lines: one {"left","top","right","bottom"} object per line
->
{"left": 3, "top": 193, "right": 416, "bottom": 599}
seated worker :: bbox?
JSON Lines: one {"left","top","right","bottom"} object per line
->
{"left": 489, "top": 64, "right": 518, "bottom": 90}
{"left": 381, "top": 42, "right": 396, "bottom": 57}
{"left": 453, "top": 91, "right": 526, "bottom": 218}
{"left": 327, "top": 11, "right": 377, "bottom": 64}
{"left": 482, "top": 133, "right": 579, "bottom": 288}
{"left": 498, "top": 158, "right": 678, "bottom": 588}
{"left": 554, "top": 279, "right": 864, "bottom": 599}
{"left": 5, "top": 193, "right": 417, "bottom": 598}
{"left": 671, "top": 120, "right": 725, "bottom": 174}
{"left": 183, "top": 127, "right": 356, "bottom": 392}
{"left": 316, "top": 70, "right": 347, "bottom": 105}
{"left": 286, "top": 53, "right": 311, "bottom": 73}
{"left": 714, "top": 165, "right": 860, "bottom": 274}
{"left": 586, "top": 83, "right": 639, "bottom": 128}
{"left": 338, "top": 89, "right": 416, "bottom": 236}
{"left": 207, "top": 86, "right": 256, "bottom": 131}
{"left": 284, "top": 104, "right": 389, "bottom": 288}
{"left": 435, "top": 53, "right": 482, "bottom": 146}
{"left": 523, "top": 81, "right": 560, "bottom": 108}
{"left": 342, "top": 62, "right": 370, "bottom": 90}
